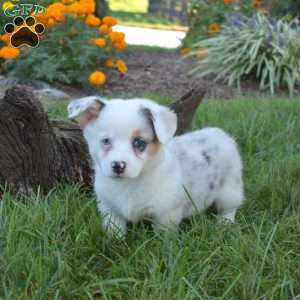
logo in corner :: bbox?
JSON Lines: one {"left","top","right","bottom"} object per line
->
{"left": 4, "top": 16, "right": 45, "bottom": 48}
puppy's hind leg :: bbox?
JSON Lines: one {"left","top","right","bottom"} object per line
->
{"left": 215, "top": 178, "right": 244, "bottom": 223}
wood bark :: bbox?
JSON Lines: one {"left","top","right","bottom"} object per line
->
{"left": 0, "top": 85, "right": 205, "bottom": 194}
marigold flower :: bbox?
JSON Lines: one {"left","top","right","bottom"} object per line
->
{"left": 102, "top": 16, "right": 118, "bottom": 26}
{"left": 45, "top": 2, "right": 66, "bottom": 22}
{"left": 105, "top": 58, "right": 114, "bottom": 68}
{"left": 85, "top": 14, "right": 101, "bottom": 26}
{"left": 67, "top": 1, "right": 95, "bottom": 15}
{"left": 109, "top": 31, "right": 125, "bottom": 43}
{"left": 1, "top": 33, "right": 11, "bottom": 44}
{"left": 223, "top": 0, "right": 235, "bottom": 4}
{"left": 180, "top": 47, "right": 192, "bottom": 56}
{"left": 94, "top": 38, "right": 106, "bottom": 47}
{"left": 89, "top": 71, "right": 106, "bottom": 85}
{"left": 208, "top": 23, "right": 221, "bottom": 34}
{"left": 0, "top": 46, "right": 20, "bottom": 59}
{"left": 113, "top": 40, "right": 127, "bottom": 50}
{"left": 47, "top": 18, "right": 57, "bottom": 27}
{"left": 99, "top": 24, "right": 111, "bottom": 33}
{"left": 116, "top": 59, "right": 128, "bottom": 74}
{"left": 252, "top": 0, "right": 263, "bottom": 9}
{"left": 62, "top": 0, "right": 73, "bottom": 4}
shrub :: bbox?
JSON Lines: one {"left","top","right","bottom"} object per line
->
{"left": 191, "top": 13, "right": 300, "bottom": 96}
{"left": 185, "top": 0, "right": 255, "bottom": 46}
{"left": 271, "top": 0, "right": 300, "bottom": 18}
{"left": 0, "top": 0, "right": 127, "bottom": 87}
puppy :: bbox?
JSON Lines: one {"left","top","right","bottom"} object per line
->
{"left": 68, "top": 96, "right": 244, "bottom": 236}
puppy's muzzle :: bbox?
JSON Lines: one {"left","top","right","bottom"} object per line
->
{"left": 111, "top": 161, "right": 127, "bottom": 175}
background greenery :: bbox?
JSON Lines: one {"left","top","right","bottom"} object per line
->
{"left": 1, "top": 96, "right": 300, "bottom": 299}
{"left": 192, "top": 13, "right": 300, "bottom": 96}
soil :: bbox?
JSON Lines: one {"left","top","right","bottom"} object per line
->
{"left": 59, "top": 48, "right": 293, "bottom": 100}
{"left": 2, "top": 48, "right": 295, "bottom": 101}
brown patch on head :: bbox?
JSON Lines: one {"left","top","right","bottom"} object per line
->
{"left": 76, "top": 100, "right": 104, "bottom": 128}
{"left": 131, "top": 129, "right": 141, "bottom": 139}
{"left": 131, "top": 127, "right": 161, "bottom": 157}
{"left": 147, "top": 139, "right": 161, "bottom": 156}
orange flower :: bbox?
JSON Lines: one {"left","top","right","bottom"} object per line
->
{"left": 109, "top": 31, "right": 125, "bottom": 43}
{"left": 0, "top": 46, "right": 20, "bottom": 59}
{"left": 67, "top": 2, "right": 81, "bottom": 14}
{"left": 116, "top": 59, "right": 128, "bottom": 74}
{"left": 113, "top": 40, "right": 127, "bottom": 50}
{"left": 99, "top": 24, "right": 111, "bottom": 33}
{"left": 94, "top": 38, "right": 106, "bottom": 47}
{"left": 252, "top": 0, "right": 263, "bottom": 9}
{"left": 62, "top": 0, "right": 73, "bottom": 4}
{"left": 89, "top": 71, "right": 106, "bottom": 85}
{"left": 208, "top": 23, "right": 221, "bottom": 34}
{"left": 224, "top": 0, "right": 235, "bottom": 4}
{"left": 180, "top": 47, "right": 192, "bottom": 56}
{"left": 47, "top": 18, "right": 57, "bottom": 28}
{"left": 67, "top": 0, "right": 95, "bottom": 15}
{"left": 102, "top": 16, "right": 118, "bottom": 26}
{"left": 105, "top": 58, "right": 114, "bottom": 68}
{"left": 85, "top": 14, "right": 101, "bottom": 26}
{"left": 45, "top": 2, "right": 66, "bottom": 22}
{"left": 1, "top": 33, "right": 11, "bottom": 44}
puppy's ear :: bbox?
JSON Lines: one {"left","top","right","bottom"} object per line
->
{"left": 68, "top": 96, "right": 105, "bottom": 128}
{"left": 142, "top": 105, "right": 177, "bottom": 144}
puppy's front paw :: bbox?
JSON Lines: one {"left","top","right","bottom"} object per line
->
{"left": 153, "top": 222, "right": 179, "bottom": 233}
{"left": 153, "top": 207, "right": 183, "bottom": 232}
{"left": 102, "top": 212, "right": 127, "bottom": 238}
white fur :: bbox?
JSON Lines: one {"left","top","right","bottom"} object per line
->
{"left": 68, "top": 97, "right": 244, "bottom": 236}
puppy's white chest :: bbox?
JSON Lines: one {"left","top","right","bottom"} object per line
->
{"left": 95, "top": 175, "right": 157, "bottom": 222}
{"left": 114, "top": 186, "right": 156, "bottom": 221}
{"left": 95, "top": 162, "right": 182, "bottom": 223}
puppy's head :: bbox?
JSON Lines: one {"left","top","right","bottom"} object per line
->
{"left": 68, "top": 97, "right": 177, "bottom": 179}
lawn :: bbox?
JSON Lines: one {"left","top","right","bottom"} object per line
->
{"left": 108, "top": 0, "right": 148, "bottom": 13}
{"left": 1, "top": 97, "right": 300, "bottom": 299}
{"left": 108, "top": 0, "right": 187, "bottom": 31}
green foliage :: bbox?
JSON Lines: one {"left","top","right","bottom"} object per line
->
{"left": 192, "top": 13, "right": 300, "bottom": 96}
{"left": 271, "top": 0, "right": 300, "bottom": 18}
{"left": 5, "top": 15, "right": 122, "bottom": 86}
{"left": 185, "top": 0, "right": 253, "bottom": 46}
{"left": 2, "top": 97, "right": 300, "bottom": 298}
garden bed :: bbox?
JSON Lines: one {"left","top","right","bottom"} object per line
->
{"left": 56, "top": 47, "right": 295, "bottom": 101}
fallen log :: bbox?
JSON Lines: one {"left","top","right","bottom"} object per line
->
{"left": 0, "top": 85, "right": 205, "bottom": 194}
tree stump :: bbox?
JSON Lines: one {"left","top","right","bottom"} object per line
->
{"left": 0, "top": 85, "right": 205, "bottom": 194}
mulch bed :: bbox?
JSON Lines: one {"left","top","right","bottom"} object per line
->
{"left": 7, "top": 47, "right": 294, "bottom": 101}
{"left": 94, "top": 48, "right": 293, "bottom": 99}
{"left": 57, "top": 48, "right": 239, "bottom": 100}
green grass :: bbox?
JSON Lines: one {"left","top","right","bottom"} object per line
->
{"left": 108, "top": 0, "right": 187, "bottom": 31}
{"left": 108, "top": 0, "right": 148, "bottom": 13}
{"left": 1, "top": 97, "right": 300, "bottom": 299}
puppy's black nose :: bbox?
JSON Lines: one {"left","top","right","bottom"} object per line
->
{"left": 111, "top": 161, "right": 127, "bottom": 175}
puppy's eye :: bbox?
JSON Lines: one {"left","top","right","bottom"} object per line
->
{"left": 101, "top": 137, "right": 111, "bottom": 146}
{"left": 132, "top": 137, "right": 147, "bottom": 152}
